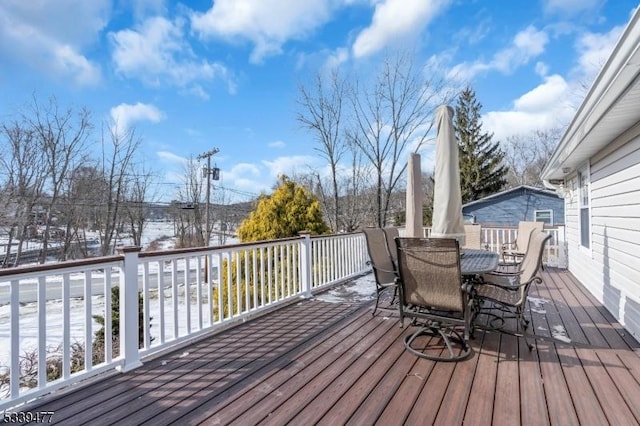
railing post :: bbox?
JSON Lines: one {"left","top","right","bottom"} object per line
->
{"left": 299, "top": 232, "right": 313, "bottom": 297}
{"left": 557, "top": 225, "right": 568, "bottom": 269}
{"left": 118, "top": 246, "right": 143, "bottom": 372}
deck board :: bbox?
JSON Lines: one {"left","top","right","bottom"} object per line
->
{"left": 17, "top": 268, "right": 640, "bottom": 425}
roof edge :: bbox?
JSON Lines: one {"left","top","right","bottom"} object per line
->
{"left": 541, "top": 7, "right": 640, "bottom": 182}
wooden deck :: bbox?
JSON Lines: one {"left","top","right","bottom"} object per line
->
{"left": 22, "top": 268, "right": 640, "bottom": 425}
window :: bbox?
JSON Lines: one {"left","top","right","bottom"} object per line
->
{"left": 578, "top": 167, "right": 590, "bottom": 249}
{"left": 534, "top": 209, "right": 553, "bottom": 225}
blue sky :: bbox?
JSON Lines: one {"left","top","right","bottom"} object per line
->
{"left": 1, "top": 0, "right": 638, "bottom": 203}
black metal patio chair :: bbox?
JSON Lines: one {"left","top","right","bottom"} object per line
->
{"left": 474, "top": 229, "right": 552, "bottom": 350}
{"left": 363, "top": 227, "right": 398, "bottom": 316}
{"left": 395, "top": 237, "right": 474, "bottom": 362}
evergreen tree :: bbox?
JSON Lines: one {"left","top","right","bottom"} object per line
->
{"left": 237, "top": 175, "right": 329, "bottom": 242}
{"left": 454, "top": 87, "right": 508, "bottom": 203}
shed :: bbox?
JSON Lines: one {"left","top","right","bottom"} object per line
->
{"left": 462, "top": 185, "right": 564, "bottom": 226}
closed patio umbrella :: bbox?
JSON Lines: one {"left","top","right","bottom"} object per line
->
{"left": 405, "top": 152, "right": 424, "bottom": 237}
{"left": 431, "top": 105, "right": 465, "bottom": 246}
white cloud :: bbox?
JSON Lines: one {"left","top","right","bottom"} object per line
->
{"left": 191, "top": 0, "right": 336, "bottom": 63}
{"left": 227, "top": 163, "right": 262, "bottom": 178}
{"left": 352, "top": 0, "right": 452, "bottom": 58}
{"left": 269, "top": 141, "right": 286, "bottom": 149}
{"left": 448, "top": 26, "right": 549, "bottom": 81}
{"left": 0, "top": 0, "right": 107, "bottom": 85}
{"left": 482, "top": 74, "right": 574, "bottom": 142}
{"left": 262, "top": 155, "right": 318, "bottom": 179}
{"left": 222, "top": 162, "right": 270, "bottom": 194}
{"left": 573, "top": 23, "right": 625, "bottom": 85}
{"left": 110, "top": 102, "right": 166, "bottom": 133}
{"left": 130, "top": 0, "right": 167, "bottom": 21}
{"left": 157, "top": 150, "right": 188, "bottom": 165}
{"left": 110, "top": 16, "right": 235, "bottom": 96}
{"left": 324, "top": 47, "right": 350, "bottom": 70}
{"left": 535, "top": 61, "right": 549, "bottom": 77}
{"left": 479, "top": 17, "right": 627, "bottom": 144}
{"left": 513, "top": 75, "right": 569, "bottom": 112}
{"left": 543, "top": 0, "right": 603, "bottom": 15}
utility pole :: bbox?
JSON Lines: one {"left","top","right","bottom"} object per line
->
{"left": 197, "top": 148, "right": 220, "bottom": 246}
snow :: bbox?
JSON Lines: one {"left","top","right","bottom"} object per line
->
{"left": 0, "top": 220, "right": 237, "bottom": 256}
{"left": 551, "top": 324, "right": 572, "bottom": 343}
{"left": 528, "top": 296, "right": 548, "bottom": 314}
{"left": 0, "top": 284, "right": 215, "bottom": 367}
{"left": 314, "top": 274, "right": 376, "bottom": 304}
{"left": 0, "top": 221, "right": 241, "bottom": 368}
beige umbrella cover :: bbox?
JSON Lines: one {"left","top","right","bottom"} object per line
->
{"left": 431, "top": 105, "right": 465, "bottom": 246}
{"left": 405, "top": 152, "right": 424, "bottom": 237}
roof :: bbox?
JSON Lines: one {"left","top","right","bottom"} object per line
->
{"left": 462, "top": 185, "right": 560, "bottom": 208}
{"left": 541, "top": 8, "right": 640, "bottom": 184}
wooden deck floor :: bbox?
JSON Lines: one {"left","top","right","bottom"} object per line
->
{"left": 23, "top": 268, "right": 640, "bottom": 425}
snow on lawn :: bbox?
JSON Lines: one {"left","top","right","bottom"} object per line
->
{"left": 0, "top": 285, "right": 214, "bottom": 368}
{"left": 0, "top": 220, "right": 236, "bottom": 255}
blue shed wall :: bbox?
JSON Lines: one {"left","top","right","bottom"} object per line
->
{"left": 462, "top": 190, "right": 564, "bottom": 226}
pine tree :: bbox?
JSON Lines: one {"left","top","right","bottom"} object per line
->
{"left": 454, "top": 87, "right": 508, "bottom": 203}
{"left": 237, "top": 175, "right": 329, "bottom": 242}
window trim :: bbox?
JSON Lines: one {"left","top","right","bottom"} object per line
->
{"left": 577, "top": 164, "right": 591, "bottom": 253}
{"left": 534, "top": 209, "right": 553, "bottom": 225}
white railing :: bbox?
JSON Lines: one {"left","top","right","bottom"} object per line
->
{"left": 480, "top": 225, "right": 566, "bottom": 268}
{"left": 0, "top": 232, "right": 369, "bottom": 410}
{"left": 401, "top": 225, "right": 567, "bottom": 268}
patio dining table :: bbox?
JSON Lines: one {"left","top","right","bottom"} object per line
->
{"left": 460, "top": 249, "right": 499, "bottom": 276}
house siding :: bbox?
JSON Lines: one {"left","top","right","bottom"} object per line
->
{"left": 463, "top": 188, "right": 564, "bottom": 226}
{"left": 565, "top": 131, "right": 640, "bottom": 339}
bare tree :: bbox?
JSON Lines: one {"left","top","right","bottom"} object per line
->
{"left": 57, "top": 165, "right": 104, "bottom": 259}
{"left": 96, "top": 122, "right": 142, "bottom": 255}
{"left": 297, "top": 69, "right": 348, "bottom": 232}
{"left": 172, "top": 158, "right": 206, "bottom": 248}
{"left": 26, "top": 96, "right": 92, "bottom": 263}
{"left": 331, "top": 141, "right": 373, "bottom": 232}
{"left": 503, "top": 128, "right": 561, "bottom": 187}
{"left": 122, "top": 164, "right": 158, "bottom": 247}
{"left": 0, "top": 120, "right": 47, "bottom": 266}
{"left": 348, "top": 51, "right": 453, "bottom": 227}
{"left": 211, "top": 184, "right": 232, "bottom": 245}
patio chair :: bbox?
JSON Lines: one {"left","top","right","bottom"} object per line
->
{"left": 382, "top": 227, "right": 400, "bottom": 269}
{"left": 501, "top": 221, "right": 543, "bottom": 265}
{"left": 474, "top": 229, "right": 552, "bottom": 351}
{"left": 395, "top": 237, "right": 474, "bottom": 361}
{"left": 462, "top": 224, "right": 483, "bottom": 250}
{"left": 363, "top": 227, "right": 398, "bottom": 315}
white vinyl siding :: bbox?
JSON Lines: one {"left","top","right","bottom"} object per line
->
{"left": 566, "top": 131, "right": 640, "bottom": 339}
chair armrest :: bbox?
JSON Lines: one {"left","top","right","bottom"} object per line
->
{"left": 501, "top": 241, "right": 517, "bottom": 250}
{"left": 370, "top": 264, "right": 397, "bottom": 275}
{"left": 486, "top": 268, "right": 524, "bottom": 277}
{"left": 477, "top": 274, "right": 541, "bottom": 291}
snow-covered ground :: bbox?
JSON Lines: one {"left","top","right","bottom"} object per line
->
{"left": 0, "top": 221, "right": 242, "bottom": 368}
{"left": 0, "top": 220, "right": 236, "bottom": 256}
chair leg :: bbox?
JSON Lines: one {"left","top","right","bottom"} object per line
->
{"left": 390, "top": 286, "right": 398, "bottom": 305}
{"left": 517, "top": 307, "right": 534, "bottom": 351}
{"left": 372, "top": 291, "right": 381, "bottom": 316}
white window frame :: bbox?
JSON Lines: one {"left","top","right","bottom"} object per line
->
{"left": 534, "top": 209, "right": 553, "bottom": 225}
{"left": 577, "top": 164, "right": 591, "bottom": 252}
